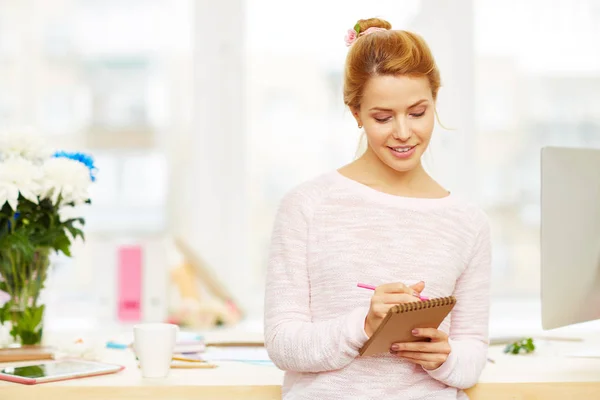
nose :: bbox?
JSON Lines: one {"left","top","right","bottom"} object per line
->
{"left": 392, "top": 118, "right": 412, "bottom": 141}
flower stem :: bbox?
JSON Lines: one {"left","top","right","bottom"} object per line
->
{"left": 7, "top": 250, "right": 18, "bottom": 300}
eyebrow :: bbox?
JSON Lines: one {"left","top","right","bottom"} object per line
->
{"left": 369, "top": 99, "right": 429, "bottom": 112}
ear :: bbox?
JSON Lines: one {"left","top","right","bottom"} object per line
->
{"left": 350, "top": 106, "right": 362, "bottom": 127}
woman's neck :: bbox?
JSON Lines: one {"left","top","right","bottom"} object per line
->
{"left": 362, "top": 147, "right": 427, "bottom": 184}
{"left": 341, "top": 146, "right": 446, "bottom": 198}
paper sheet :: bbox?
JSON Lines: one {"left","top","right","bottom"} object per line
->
{"left": 563, "top": 350, "right": 600, "bottom": 358}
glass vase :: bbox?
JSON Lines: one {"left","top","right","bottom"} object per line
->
{"left": 0, "top": 247, "right": 50, "bottom": 346}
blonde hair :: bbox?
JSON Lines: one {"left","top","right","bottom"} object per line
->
{"left": 343, "top": 18, "right": 440, "bottom": 110}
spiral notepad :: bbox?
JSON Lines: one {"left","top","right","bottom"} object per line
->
{"left": 359, "top": 296, "right": 456, "bottom": 357}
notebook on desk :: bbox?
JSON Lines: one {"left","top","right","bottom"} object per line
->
{"left": 0, "top": 346, "right": 54, "bottom": 363}
{"left": 359, "top": 296, "right": 456, "bottom": 357}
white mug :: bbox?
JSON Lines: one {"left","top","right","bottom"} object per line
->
{"left": 133, "top": 323, "right": 179, "bottom": 378}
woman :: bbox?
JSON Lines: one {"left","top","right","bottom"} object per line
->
{"left": 264, "top": 17, "right": 491, "bottom": 400}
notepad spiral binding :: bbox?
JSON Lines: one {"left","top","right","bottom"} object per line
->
{"left": 391, "top": 296, "right": 456, "bottom": 313}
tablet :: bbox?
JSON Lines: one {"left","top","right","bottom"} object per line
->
{"left": 0, "top": 359, "right": 124, "bottom": 385}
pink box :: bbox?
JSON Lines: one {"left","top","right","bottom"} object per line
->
{"left": 117, "top": 245, "right": 143, "bottom": 322}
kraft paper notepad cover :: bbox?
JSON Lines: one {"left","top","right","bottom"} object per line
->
{"left": 359, "top": 296, "right": 456, "bottom": 357}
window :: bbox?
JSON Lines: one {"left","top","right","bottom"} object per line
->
{"left": 0, "top": 0, "right": 194, "bottom": 328}
{"left": 3, "top": 0, "right": 598, "bottom": 333}
{"left": 245, "top": 0, "right": 425, "bottom": 303}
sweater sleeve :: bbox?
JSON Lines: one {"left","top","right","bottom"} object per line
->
{"left": 426, "top": 213, "right": 492, "bottom": 389}
{"left": 263, "top": 189, "right": 370, "bottom": 373}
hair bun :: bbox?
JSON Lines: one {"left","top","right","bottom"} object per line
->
{"left": 355, "top": 18, "right": 392, "bottom": 32}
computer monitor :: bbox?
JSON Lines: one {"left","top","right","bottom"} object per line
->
{"left": 541, "top": 146, "right": 600, "bottom": 330}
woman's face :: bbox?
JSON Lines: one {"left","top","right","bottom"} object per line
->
{"left": 352, "top": 75, "right": 435, "bottom": 174}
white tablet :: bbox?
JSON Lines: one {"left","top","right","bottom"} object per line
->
{"left": 0, "top": 359, "right": 124, "bottom": 385}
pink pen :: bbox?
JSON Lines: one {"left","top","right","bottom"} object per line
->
{"left": 357, "top": 282, "right": 429, "bottom": 301}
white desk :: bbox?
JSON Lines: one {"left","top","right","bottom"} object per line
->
{"left": 1, "top": 335, "right": 599, "bottom": 399}
{"left": 469, "top": 340, "right": 600, "bottom": 399}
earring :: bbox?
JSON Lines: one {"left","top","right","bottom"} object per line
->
{"left": 358, "top": 124, "right": 363, "bottom": 129}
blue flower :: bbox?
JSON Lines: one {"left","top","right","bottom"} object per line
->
{"left": 53, "top": 151, "right": 98, "bottom": 182}
{"left": 7, "top": 212, "right": 19, "bottom": 230}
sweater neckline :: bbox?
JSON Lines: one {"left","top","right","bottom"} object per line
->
{"left": 330, "top": 170, "right": 457, "bottom": 208}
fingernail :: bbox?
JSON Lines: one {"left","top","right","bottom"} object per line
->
{"left": 412, "top": 329, "right": 419, "bottom": 335}
{"left": 413, "top": 292, "right": 425, "bottom": 301}
{"left": 391, "top": 344, "right": 399, "bottom": 351}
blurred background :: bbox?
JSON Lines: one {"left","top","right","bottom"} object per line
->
{"left": 1, "top": 0, "right": 599, "bottom": 335}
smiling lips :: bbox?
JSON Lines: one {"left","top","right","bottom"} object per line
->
{"left": 388, "top": 145, "right": 417, "bottom": 159}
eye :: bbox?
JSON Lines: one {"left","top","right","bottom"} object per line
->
{"left": 374, "top": 117, "right": 391, "bottom": 123}
{"left": 410, "top": 107, "right": 427, "bottom": 118}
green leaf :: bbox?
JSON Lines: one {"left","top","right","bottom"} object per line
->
{"left": 64, "top": 218, "right": 85, "bottom": 226}
{"left": 22, "top": 307, "right": 34, "bottom": 331}
{"left": 354, "top": 23, "right": 360, "bottom": 35}
{"left": 32, "top": 304, "right": 45, "bottom": 329}
{"left": 63, "top": 218, "right": 85, "bottom": 242}
{"left": 503, "top": 337, "right": 535, "bottom": 355}
{"left": 55, "top": 232, "right": 72, "bottom": 256}
{"left": 4, "top": 305, "right": 46, "bottom": 345}
{"left": 0, "top": 301, "right": 10, "bottom": 324}
{"left": 19, "top": 329, "right": 43, "bottom": 345}
{"left": 9, "top": 325, "right": 19, "bottom": 341}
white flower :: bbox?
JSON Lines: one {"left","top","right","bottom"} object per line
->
{"left": 0, "top": 128, "right": 52, "bottom": 163}
{"left": 40, "top": 158, "right": 92, "bottom": 206}
{"left": 0, "top": 157, "right": 43, "bottom": 210}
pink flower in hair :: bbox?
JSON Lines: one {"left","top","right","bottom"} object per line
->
{"left": 345, "top": 29, "right": 357, "bottom": 47}
{"left": 345, "top": 26, "right": 387, "bottom": 47}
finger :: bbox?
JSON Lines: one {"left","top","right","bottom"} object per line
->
{"left": 372, "top": 303, "right": 397, "bottom": 318}
{"left": 375, "top": 283, "right": 422, "bottom": 300}
{"left": 375, "top": 282, "right": 411, "bottom": 294}
{"left": 379, "top": 293, "right": 420, "bottom": 304}
{"left": 409, "top": 281, "right": 425, "bottom": 293}
{"left": 412, "top": 328, "right": 449, "bottom": 341}
{"left": 395, "top": 356, "right": 440, "bottom": 370}
{"left": 393, "top": 351, "right": 448, "bottom": 363}
{"left": 391, "top": 341, "right": 450, "bottom": 353}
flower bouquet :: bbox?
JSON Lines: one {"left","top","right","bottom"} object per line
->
{"left": 0, "top": 130, "right": 96, "bottom": 346}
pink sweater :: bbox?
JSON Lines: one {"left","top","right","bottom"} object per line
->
{"left": 264, "top": 171, "right": 492, "bottom": 399}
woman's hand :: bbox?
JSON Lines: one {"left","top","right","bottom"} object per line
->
{"left": 364, "top": 281, "right": 425, "bottom": 337}
{"left": 390, "top": 328, "right": 451, "bottom": 370}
